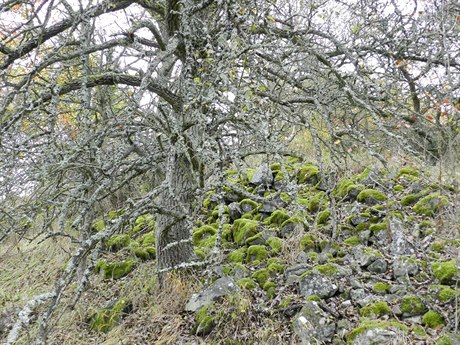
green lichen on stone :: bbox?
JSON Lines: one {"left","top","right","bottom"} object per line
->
{"left": 400, "top": 295, "right": 426, "bottom": 316}
{"left": 344, "top": 236, "right": 360, "bottom": 246}
{"left": 106, "top": 234, "right": 131, "bottom": 251}
{"left": 263, "top": 209, "right": 290, "bottom": 226}
{"left": 422, "top": 310, "right": 445, "bottom": 329}
{"left": 414, "top": 193, "right": 449, "bottom": 217}
{"left": 372, "top": 282, "right": 390, "bottom": 294}
{"left": 246, "top": 245, "right": 268, "bottom": 262}
{"left": 359, "top": 301, "right": 392, "bottom": 317}
{"left": 346, "top": 319, "right": 408, "bottom": 343}
{"left": 306, "top": 295, "right": 321, "bottom": 302}
{"left": 432, "top": 260, "right": 458, "bottom": 284}
{"left": 193, "top": 306, "right": 215, "bottom": 336}
{"left": 315, "top": 263, "right": 338, "bottom": 277}
{"left": 89, "top": 299, "right": 130, "bottom": 332}
{"left": 267, "top": 237, "right": 283, "bottom": 254}
{"left": 296, "top": 163, "right": 320, "bottom": 184}
{"left": 233, "top": 219, "right": 259, "bottom": 245}
{"left": 357, "top": 189, "right": 387, "bottom": 204}
{"left": 227, "top": 247, "right": 247, "bottom": 263}
{"left": 317, "top": 209, "right": 331, "bottom": 225}
{"left": 369, "top": 222, "right": 387, "bottom": 233}
{"left": 251, "top": 268, "right": 270, "bottom": 286}
{"left": 397, "top": 166, "right": 420, "bottom": 178}
{"left": 236, "top": 278, "right": 257, "bottom": 290}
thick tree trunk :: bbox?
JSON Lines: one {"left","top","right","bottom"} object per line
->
{"left": 155, "top": 150, "right": 196, "bottom": 281}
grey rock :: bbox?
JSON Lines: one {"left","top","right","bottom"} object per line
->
{"left": 352, "top": 327, "right": 404, "bottom": 345}
{"left": 353, "top": 246, "right": 383, "bottom": 268}
{"left": 367, "top": 258, "right": 388, "bottom": 273}
{"left": 299, "top": 272, "right": 338, "bottom": 299}
{"left": 389, "top": 218, "right": 415, "bottom": 256}
{"left": 228, "top": 202, "right": 242, "bottom": 221}
{"left": 359, "top": 230, "right": 370, "bottom": 244}
{"left": 251, "top": 163, "right": 273, "bottom": 186}
{"left": 285, "top": 263, "right": 312, "bottom": 284}
{"left": 185, "top": 277, "right": 239, "bottom": 312}
{"left": 280, "top": 221, "right": 303, "bottom": 238}
{"left": 349, "top": 288, "right": 374, "bottom": 307}
{"left": 350, "top": 215, "right": 369, "bottom": 227}
{"left": 393, "top": 256, "right": 419, "bottom": 281}
{"left": 292, "top": 301, "right": 336, "bottom": 344}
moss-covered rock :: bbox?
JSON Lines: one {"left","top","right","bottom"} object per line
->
{"left": 236, "top": 278, "right": 257, "bottom": 290}
{"left": 89, "top": 299, "right": 131, "bottom": 332}
{"left": 400, "top": 295, "right": 426, "bottom": 316}
{"left": 307, "top": 192, "right": 327, "bottom": 213}
{"left": 397, "top": 166, "right": 420, "bottom": 178}
{"left": 233, "top": 219, "right": 259, "bottom": 245}
{"left": 369, "top": 222, "right": 387, "bottom": 233}
{"left": 359, "top": 301, "right": 392, "bottom": 317}
{"left": 263, "top": 209, "right": 290, "bottom": 227}
{"left": 401, "top": 191, "right": 427, "bottom": 206}
{"left": 357, "top": 189, "right": 387, "bottom": 205}
{"left": 95, "top": 259, "right": 137, "bottom": 280}
{"left": 297, "top": 163, "right": 320, "bottom": 185}
{"left": 413, "top": 193, "right": 449, "bottom": 217}
{"left": 129, "top": 213, "right": 155, "bottom": 236}
{"left": 246, "top": 245, "right": 268, "bottom": 263}
{"left": 266, "top": 237, "right": 283, "bottom": 254}
{"left": 422, "top": 310, "right": 445, "bottom": 329}
{"left": 141, "top": 231, "right": 155, "bottom": 246}
{"left": 346, "top": 319, "right": 408, "bottom": 343}
{"left": 106, "top": 234, "right": 131, "bottom": 251}
{"left": 300, "top": 234, "right": 317, "bottom": 251}
{"left": 432, "top": 260, "right": 458, "bottom": 285}
{"left": 372, "top": 282, "right": 390, "bottom": 294}
{"left": 192, "top": 306, "right": 215, "bottom": 336}
{"left": 317, "top": 209, "right": 331, "bottom": 225}
{"left": 438, "top": 285, "right": 459, "bottom": 302}
{"left": 193, "top": 225, "right": 216, "bottom": 246}
{"left": 227, "top": 247, "right": 247, "bottom": 263}
{"left": 92, "top": 219, "right": 105, "bottom": 232}
{"left": 344, "top": 236, "right": 360, "bottom": 246}
{"left": 133, "top": 246, "right": 156, "bottom": 260}
{"left": 251, "top": 268, "right": 270, "bottom": 286}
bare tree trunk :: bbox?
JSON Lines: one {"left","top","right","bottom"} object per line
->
{"left": 156, "top": 150, "right": 196, "bottom": 281}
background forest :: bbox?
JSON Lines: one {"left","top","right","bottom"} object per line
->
{"left": 0, "top": 0, "right": 459, "bottom": 343}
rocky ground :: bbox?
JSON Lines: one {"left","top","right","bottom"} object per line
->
{"left": 1, "top": 159, "right": 459, "bottom": 344}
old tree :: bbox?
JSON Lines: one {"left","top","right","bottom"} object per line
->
{"left": 0, "top": 0, "right": 459, "bottom": 342}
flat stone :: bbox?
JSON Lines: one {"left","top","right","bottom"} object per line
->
{"left": 292, "top": 301, "right": 336, "bottom": 344}
{"left": 185, "top": 277, "right": 239, "bottom": 312}
{"left": 251, "top": 163, "right": 273, "bottom": 186}
{"left": 299, "top": 272, "right": 338, "bottom": 299}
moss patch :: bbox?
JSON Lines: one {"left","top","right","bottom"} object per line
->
{"left": 193, "top": 306, "right": 215, "bottom": 336}
{"left": 233, "top": 219, "right": 259, "bottom": 245}
{"left": 317, "top": 209, "right": 331, "bottom": 225}
{"left": 432, "top": 260, "right": 458, "bottom": 285}
{"left": 106, "top": 234, "right": 131, "bottom": 251}
{"left": 227, "top": 247, "right": 247, "bottom": 263}
{"left": 357, "top": 189, "right": 387, "bottom": 205}
{"left": 346, "top": 319, "right": 408, "bottom": 343}
{"left": 251, "top": 268, "right": 270, "bottom": 286}
{"left": 297, "top": 163, "right": 320, "bottom": 184}
{"left": 90, "top": 299, "right": 131, "bottom": 332}
{"left": 372, "top": 282, "right": 390, "bottom": 294}
{"left": 400, "top": 295, "right": 426, "bottom": 316}
{"left": 246, "top": 245, "right": 269, "bottom": 263}
{"left": 359, "top": 301, "right": 392, "bottom": 317}
{"left": 236, "top": 278, "right": 257, "bottom": 290}
{"left": 263, "top": 209, "right": 290, "bottom": 227}
{"left": 422, "top": 310, "right": 445, "bottom": 329}
{"left": 413, "top": 193, "right": 449, "bottom": 217}
{"left": 95, "top": 259, "right": 136, "bottom": 280}
{"left": 267, "top": 237, "right": 283, "bottom": 254}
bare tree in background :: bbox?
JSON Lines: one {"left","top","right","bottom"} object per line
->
{"left": 1, "top": 0, "right": 459, "bottom": 342}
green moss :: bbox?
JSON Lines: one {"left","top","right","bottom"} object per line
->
{"left": 246, "top": 245, "right": 268, "bottom": 262}
{"left": 411, "top": 324, "right": 427, "bottom": 338}
{"left": 432, "top": 260, "right": 458, "bottom": 284}
{"left": 90, "top": 299, "right": 130, "bottom": 332}
{"left": 251, "top": 268, "right": 270, "bottom": 286}
{"left": 359, "top": 301, "right": 392, "bottom": 317}
{"left": 357, "top": 189, "right": 387, "bottom": 204}
{"left": 436, "top": 334, "right": 460, "bottom": 345}
{"left": 106, "top": 234, "right": 131, "bottom": 251}
{"left": 315, "top": 263, "right": 338, "bottom": 277}
{"left": 233, "top": 219, "right": 259, "bottom": 245}
{"left": 92, "top": 219, "right": 105, "bottom": 232}
{"left": 263, "top": 209, "right": 290, "bottom": 226}
{"left": 300, "top": 234, "right": 317, "bottom": 251}
{"left": 193, "top": 306, "right": 215, "bottom": 336}
{"left": 307, "top": 192, "right": 327, "bottom": 213}
{"left": 95, "top": 259, "right": 136, "bottom": 280}
{"left": 203, "top": 191, "right": 215, "bottom": 209}
{"left": 422, "top": 310, "right": 445, "bottom": 329}
{"left": 400, "top": 295, "right": 426, "bottom": 316}
{"left": 431, "top": 241, "right": 445, "bottom": 253}
{"left": 280, "top": 297, "right": 294, "bottom": 308}
{"left": 267, "top": 237, "right": 283, "bottom": 254}
{"left": 236, "top": 278, "right": 257, "bottom": 290}
{"left": 414, "top": 193, "right": 449, "bottom": 217}
{"left": 344, "top": 236, "right": 360, "bottom": 246}
{"left": 245, "top": 232, "right": 262, "bottom": 245}
{"left": 356, "top": 167, "right": 370, "bottom": 181}
{"left": 133, "top": 246, "right": 155, "bottom": 260}
{"left": 393, "top": 185, "right": 404, "bottom": 192}
{"left": 141, "top": 231, "right": 155, "bottom": 246}
{"left": 306, "top": 295, "right": 321, "bottom": 302}
{"left": 297, "top": 163, "right": 320, "bottom": 184}
{"left": 334, "top": 178, "right": 354, "bottom": 198}
{"left": 239, "top": 199, "right": 261, "bottom": 211}
{"left": 107, "top": 209, "right": 125, "bottom": 220}
{"left": 372, "top": 282, "right": 390, "bottom": 294}
{"left": 129, "top": 213, "right": 155, "bottom": 235}
{"left": 317, "top": 210, "right": 331, "bottom": 225}
{"left": 346, "top": 319, "right": 408, "bottom": 343}
{"left": 280, "top": 192, "right": 291, "bottom": 203}
{"left": 227, "top": 247, "right": 247, "bottom": 263}
{"left": 401, "top": 192, "right": 425, "bottom": 206}
{"left": 369, "top": 222, "right": 387, "bottom": 233}
{"left": 262, "top": 281, "right": 276, "bottom": 292}
{"left": 438, "top": 285, "right": 458, "bottom": 302}
{"left": 419, "top": 221, "right": 434, "bottom": 229}
{"left": 268, "top": 261, "right": 285, "bottom": 274}
{"left": 397, "top": 166, "right": 420, "bottom": 178}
